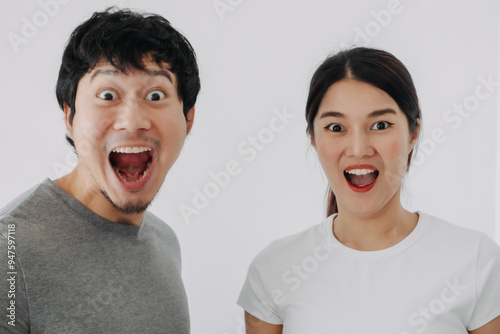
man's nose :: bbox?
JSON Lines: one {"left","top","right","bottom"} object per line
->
{"left": 113, "top": 99, "right": 152, "bottom": 133}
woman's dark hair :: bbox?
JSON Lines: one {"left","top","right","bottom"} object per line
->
{"left": 56, "top": 7, "right": 201, "bottom": 147}
{"left": 305, "top": 47, "right": 421, "bottom": 217}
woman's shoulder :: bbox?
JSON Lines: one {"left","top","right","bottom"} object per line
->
{"left": 421, "top": 212, "right": 490, "bottom": 241}
{"left": 251, "top": 216, "right": 333, "bottom": 267}
{"left": 419, "top": 212, "right": 500, "bottom": 254}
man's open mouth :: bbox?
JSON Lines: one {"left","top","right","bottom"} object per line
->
{"left": 109, "top": 146, "right": 153, "bottom": 183}
{"left": 344, "top": 168, "right": 379, "bottom": 188}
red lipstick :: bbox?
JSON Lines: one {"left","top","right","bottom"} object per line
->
{"left": 344, "top": 164, "right": 379, "bottom": 193}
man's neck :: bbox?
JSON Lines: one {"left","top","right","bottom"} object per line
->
{"left": 54, "top": 171, "right": 145, "bottom": 226}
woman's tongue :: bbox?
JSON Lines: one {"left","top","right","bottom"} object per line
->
{"left": 110, "top": 152, "right": 150, "bottom": 182}
{"left": 346, "top": 172, "right": 377, "bottom": 187}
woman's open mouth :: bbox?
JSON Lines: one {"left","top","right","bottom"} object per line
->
{"left": 344, "top": 166, "right": 379, "bottom": 193}
{"left": 108, "top": 146, "right": 154, "bottom": 189}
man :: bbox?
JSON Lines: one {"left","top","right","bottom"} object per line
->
{"left": 0, "top": 7, "right": 200, "bottom": 333}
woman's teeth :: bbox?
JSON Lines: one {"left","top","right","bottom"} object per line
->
{"left": 345, "top": 169, "right": 376, "bottom": 175}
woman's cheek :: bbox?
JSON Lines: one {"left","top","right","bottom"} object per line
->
{"left": 316, "top": 139, "right": 336, "bottom": 164}
{"left": 383, "top": 140, "right": 409, "bottom": 187}
{"left": 316, "top": 140, "right": 343, "bottom": 184}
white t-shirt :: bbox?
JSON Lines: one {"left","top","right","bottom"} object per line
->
{"left": 237, "top": 212, "right": 500, "bottom": 334}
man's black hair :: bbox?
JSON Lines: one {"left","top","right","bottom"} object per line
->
{"left": 55, "top": 7, "right": 201, "bottom": 147}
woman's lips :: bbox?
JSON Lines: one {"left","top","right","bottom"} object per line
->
{"left": 344, "top": 164, "right": 379, "bottom": 193}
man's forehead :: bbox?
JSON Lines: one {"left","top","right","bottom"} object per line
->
{"left": 88, "top": 58, "right": 174, "bottom": 82}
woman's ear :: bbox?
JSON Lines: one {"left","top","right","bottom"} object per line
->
{"left": 408, "top": 118, "right": 420, "bottom": 152}
{"left": 310, "top": 131, "right": 317, "bottom": 150}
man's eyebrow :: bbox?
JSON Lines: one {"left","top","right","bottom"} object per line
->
{"left": 319, "top": 108, "right": 397, "bottom": 119}
{"left": 89, "top": 68, "right": 173, "bottom": 83}
{"left": 90, "top": 69, "right": 120, "bottom": 82}
{"left": 144, "top": 69, "right": 173, "bottom": 83}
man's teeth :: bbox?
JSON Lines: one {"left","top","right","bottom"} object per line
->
{"left": 112, "top": 147, "right": 152, "bottom": 153}
{"left": 345, "top": 169, "right": 376, "bottom": 176}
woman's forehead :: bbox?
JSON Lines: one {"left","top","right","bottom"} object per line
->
{"left": 317, "top": 79, "right": 402, "bottom": 118}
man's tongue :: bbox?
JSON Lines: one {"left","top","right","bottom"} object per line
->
{"left": 346, "top": 172, "right": 377, "bottom": 187}
{"left": 110, "top": 152, "right": 151, "bottom": 182}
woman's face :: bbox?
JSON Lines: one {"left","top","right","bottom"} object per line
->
{"left": 312, "top": 79, "right": 419, "bottom": 218}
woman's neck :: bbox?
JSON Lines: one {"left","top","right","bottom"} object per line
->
{"left": 333, "top": 197, "right": 418, "bottom": 251}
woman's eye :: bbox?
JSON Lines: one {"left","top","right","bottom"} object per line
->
{"left": 98, "top": 90, "right": 117, "bottom": 101}
{"left": 146, "top": 90, "right": 165, "bottom": 101}
{"left": 327, "top": 123, "right": 345, "bottom": 132}
{"left": 371, "top": 121, "right": 392, "bottom": 130}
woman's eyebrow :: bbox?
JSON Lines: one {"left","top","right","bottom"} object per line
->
{"left": 367, "top": 108, "right": 397, "bottom": 118}
{"left": 319, "top": 111, "right": 344, "bottom": 119}
{"left": 319, "top": 109, "right": 397, "bottom": 119}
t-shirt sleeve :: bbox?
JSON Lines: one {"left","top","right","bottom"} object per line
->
{"left": 467, "top": 234, "right": 500, "bottom": 330}
{"left": 0, "top": 233, "right": 30, "bottom": 333}
{"left": 237, "top": 251, "right": 283, "bottom": 325}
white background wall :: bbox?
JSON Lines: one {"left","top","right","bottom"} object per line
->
{"left": 0, "top": 0, "right": 498, "bottom": 332}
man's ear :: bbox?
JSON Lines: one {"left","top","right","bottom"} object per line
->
{"left": 63, "top": 103, "right": 73, "bottom": 136}
{"left": 186, "top": 106, "right": 195, "bottom": 134}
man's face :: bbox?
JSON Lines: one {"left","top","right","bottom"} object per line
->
{"left": 66, "top": 58, "right": 193, "bottom": 218}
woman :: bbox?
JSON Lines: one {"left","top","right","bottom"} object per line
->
{"left": 237, "top": 47, "right": 500, "bottom": 333}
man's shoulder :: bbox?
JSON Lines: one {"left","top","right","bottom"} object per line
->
{"left": 0, "top": 180, "right": 53, "bottom": 228}
{"left": 142, "top": 211, "right": 180, "bottom": 242}
{"left": 143, "top": 211, "right": 173, "bottom": 231}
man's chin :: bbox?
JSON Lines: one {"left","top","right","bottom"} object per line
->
{"left": 101, "top": 190, "right": 150, "bottom": 215}
{"left": 114, "top": 202, "right": 150, "bottom": 215}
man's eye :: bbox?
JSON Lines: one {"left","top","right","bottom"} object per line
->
{"left": 327, "top": 123, "right": 345, "bottom": 132}
{"left": 146, "top": 90, "right": 165, "bottom": 101}
{"left": 371, "top": 121, "right": 393, "bottom": 130}
{"left": 98, "top": 90, "right": 117, "bottom": 101}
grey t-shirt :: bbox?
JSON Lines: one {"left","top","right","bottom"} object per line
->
{"left": 0, "top": 179, "right": 189, "bottom": 333}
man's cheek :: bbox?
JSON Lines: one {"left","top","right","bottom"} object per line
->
{"left": 73, "top": 129, "right": 100, "bottom": 158}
